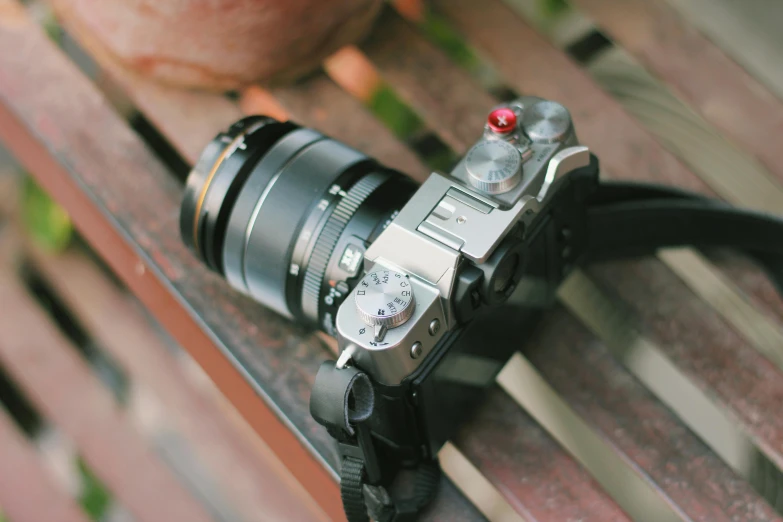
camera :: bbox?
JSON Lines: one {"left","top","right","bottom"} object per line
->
{"left": 181, "top": 97, "right": 783, "bottom": 522}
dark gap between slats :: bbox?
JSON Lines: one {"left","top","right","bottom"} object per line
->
{"left": 74, "top": 455, "right": 114, "bottom": 521}
{"left": 752, "top": 450, "right": 783, "bottom": 512}
{"left": 19, "top": 263, "right": 130, "bottom": 405}
{"left": 0, "top": 363, "right": 44, "bottom": 437}
{"left": 566, "top": 30, "right": 614, "bottom": 65}
{"left": 407, "top": 132, "right": 457, "bottom": 173}
{"left": 130, "top": 113, "right": 190, "bottom": 182}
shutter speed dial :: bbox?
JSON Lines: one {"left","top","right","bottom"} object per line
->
{"left": 465, "top": 139, "right": 522, "bottom": 194}
{"left": 355, "top": 269, "right": 415, "bottom": 341}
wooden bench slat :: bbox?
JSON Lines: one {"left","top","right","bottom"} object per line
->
{"left": 527, "top": 306, "right": 782, "bottom": 522}
{"left": 0, "top": 406, "right": 90, "bottom": 522}
{"left": 0, "top": 271, "right": 215, "bottom": 522}
{"left": 587, "top": 258, "right": 783, "bottom": 470}
{"left": 572, "top": 0, "right": 783, "bottom": 188}
{"left": 0, "top": 4, "right": 347, "bottom": 518}
{"left": 27, "top": 247, "right": 331, "bottom": 522}
{"left": 705, "top": 250, "right": 783, "bottom": 323}
{"left": 456, "top": 386, "right": 631, "bottom": 522}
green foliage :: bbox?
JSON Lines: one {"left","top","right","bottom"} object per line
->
{"left": 419, "top": 14, "right": 481, "bottom": 72}
{"left": 21, "top": 176, "right": 73, "bottom": 252}
{"left": 42, "top": 11, "right": 64, "bottom": 44}
{"left": 367, "top": 86, "right": 458, "bottom": 172}
{"left": 368, "top": 86, "right": 424, "bottom": 139}
{"left": 77, "top": 458, "right": 112, "bottom": 520}
{"left": 539, "top": 0, "right": 570, "bottom": 17}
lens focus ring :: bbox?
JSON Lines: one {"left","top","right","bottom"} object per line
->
{"left": 300, "top": 171, "right": 390, "bottom": 323}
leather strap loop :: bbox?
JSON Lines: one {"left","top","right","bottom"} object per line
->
{"left": 310, "top": 361, "right": 375, "bottom": 438}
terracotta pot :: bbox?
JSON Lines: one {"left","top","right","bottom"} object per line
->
{"left": 50, "top": 0, "right": 383, "bottom": 90}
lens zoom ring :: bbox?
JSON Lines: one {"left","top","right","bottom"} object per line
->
{"left": 301, "top": 172, "right": 389, "bottom": 321}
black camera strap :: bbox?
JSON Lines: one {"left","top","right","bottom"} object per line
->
{"left": 310, "top": 362, "right": 441, "bottom": 522}
{"left": 584, "top": 182, "right": 783, "bottom": 292}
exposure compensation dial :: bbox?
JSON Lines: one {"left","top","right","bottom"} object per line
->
{"left": 355, "top": 269, "right": 415, "bottom": 341}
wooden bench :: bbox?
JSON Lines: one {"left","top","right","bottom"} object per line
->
{"left": 1, "top": 0, "right": 783, "bottom": 519}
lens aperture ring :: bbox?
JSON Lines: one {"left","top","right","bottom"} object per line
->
{"left": 301, "top": 171, "right": 390, "bottom": 323}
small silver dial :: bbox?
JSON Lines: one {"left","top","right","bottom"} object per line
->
{"left": 465, "top": 139, "right": 522, "bottom": 194}
{"left": 521, "top": 100, "right": 572, "bottom": 143}
{"left": 355, "top": 270, "right": 415, "bottom": 329}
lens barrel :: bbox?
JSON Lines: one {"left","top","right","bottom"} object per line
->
{"left": 181, "top": 116, "right": 415, "bottom": 331}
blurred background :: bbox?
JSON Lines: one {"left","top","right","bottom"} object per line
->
{"left": 1, "top": 0, "right": 782, "bottom": 520}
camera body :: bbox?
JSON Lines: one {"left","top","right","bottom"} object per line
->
{"left": 323, "top": 97, "right": 599, "bottom": 474}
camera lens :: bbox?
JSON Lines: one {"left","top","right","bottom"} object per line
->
{"left": 181, "top": 116, "right": 416, "bottom": 331}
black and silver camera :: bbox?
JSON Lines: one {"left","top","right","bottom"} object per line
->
{"left": 181, "top": 97, "right": 783, "bottom": 522}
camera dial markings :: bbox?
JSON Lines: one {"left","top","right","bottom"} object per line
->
{"left": 355, "top": 269, "right": 415, "bottom": 329}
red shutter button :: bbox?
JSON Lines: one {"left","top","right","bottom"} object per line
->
{"left": 487, "top": 107, "right": 517, "bottom": 134}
